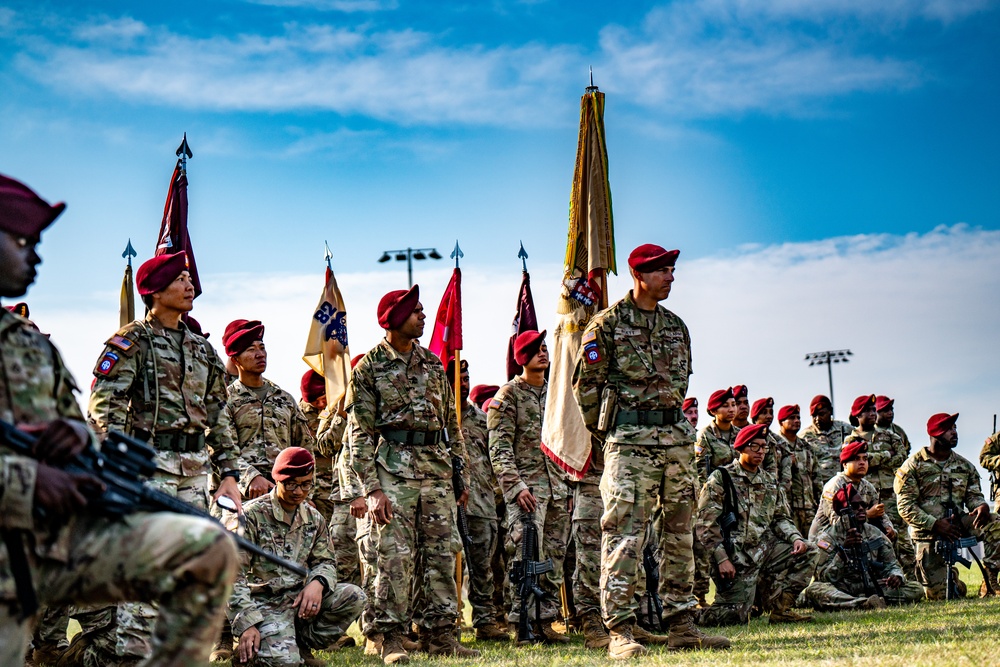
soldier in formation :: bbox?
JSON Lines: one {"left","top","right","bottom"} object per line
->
{"left": 876, "top": 395, "right": 911, "bottom": 452}
{"left": 776, "top": 404, "right": 819, "bottom": 537}
{"left": 810, "top": 438, "right": 895, "bottom": 540}
{"left": 750, "top": 396, "right": 784, "bottom": 482}
{"left": 682, "top": 397, "right": 698, "bottom": 430}
{"left": 696, "top": 388, "right": 739, "bottom": 484}
{"left": 731, "top": 385, "right": 750, "bottom": 429}
{"left": 801, "top": 395, "right": 851, "bottom": 491}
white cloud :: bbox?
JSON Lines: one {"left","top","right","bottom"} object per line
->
{"left": 242, "top": 0, "right": 400, "bottom": 11}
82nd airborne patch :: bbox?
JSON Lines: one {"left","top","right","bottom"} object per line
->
{"left": 96, "top": 350, "right": 120, "bottom": 376}
{"left": 584, "top": 341, "right": 602, "bottom": 364}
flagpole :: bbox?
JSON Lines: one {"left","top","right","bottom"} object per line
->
{"left": 448, "top": 239, "right": 466, "bottom": 629}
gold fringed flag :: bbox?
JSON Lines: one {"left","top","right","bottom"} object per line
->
{"left": 303, "top": 264, "right": 351, "bottom": 407}
{"left": 541, "top": 84, "right": 617, "bottom": 479}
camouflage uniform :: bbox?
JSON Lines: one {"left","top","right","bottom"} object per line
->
{"left": 570, "top": 459, "right": 604, "bottom": 618}
{"left": 227, "top": 491, "right": 365, "bottom": 665}
{"left": 799, "top": 517, "right": 923, "bottom": 610}
{"left": 777, "top": 433, "right": 820, "bottom": 537}
{"left": 801, "top": 419, "right": 852, "bottom": 493}
{"left": 346, "top": 339, "right": 468, "bottom": 636}
{"left": 0, "top": 309, "right": 237, "bottom": 667}
{"left": 316, "top": 411, "right": 361, "bottom": 587}
{"left": 227, "top": 378, "right": 315, "bottom": 497}
{"left": 488, "top": 377, "right": 571, "bottom": 621}
{"left": 695, "top": 461, "right": 817, "bottom": 625}
{"left": 573, "top": 291, "right": 699, "bottom": 628}
{"left": 890, "top": 422, "right": 911, "bottom": 452}
{"left": 78, "top": 313, "right": 241, "bottom": 662}
{"left": 979, "top": 431, "right": 1000, "bottom": 505}
{"left": 764, "top": 430, "right": 789, "bottom": 490}
{"left": 850, "top": 425, "right": 914, "bottom": 573}
{"left": 693, "top": 421, "right": 738, "bottom": 602}
{"left": 809, "top": 472, "right": 894, "bottom": 540}
{"left": 461, "top": 401, "right": 501, "bottom": 628}
{"left": 299, "top": 400, "right": 336, "bottom": 521}
{"left": 895, "top": 447, "right": 1000, "bottom": 599}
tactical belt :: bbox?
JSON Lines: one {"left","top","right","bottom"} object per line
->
{"left": 615, "top": 409, "right": 683, "bottom": 427}
{"left": 380, "top": 429, "right": 443, "bottom": 446}
{"left": 134, "top": 429, "right": 206, "bottom": 453}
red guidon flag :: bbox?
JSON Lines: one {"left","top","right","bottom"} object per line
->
{"left": 154, "top": 160, "right": 201, "bottom": 296}
{"left": 429, "top": 267, "right": 462, "bottom": 369}
{"left": 505, "top": 270, "right": 538, "bottom": 380}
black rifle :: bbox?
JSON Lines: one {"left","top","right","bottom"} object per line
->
{"left": 451, "top": 456, "right": 474, "bottom": 559}
{"left": 509, "top": 506, "right": 553, "bottom": 644}
{"left": 0, "top": 419, "right": 308, "bottom": 608}
{"left": 935, "top": 504, "right": 991, "bottom": 600}
{"left": 835, "top": 507, "right": 886, "bottom": 599}
{"left": 636, "top": 539, "right": 664, "bottom": 632}
{"left": 713, "top": 467, "right": 739, "bottom": 592}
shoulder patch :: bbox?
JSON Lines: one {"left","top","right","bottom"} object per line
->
{"left": 95, "top": 350, "right": 120, "bottom": 376}
{"left": 108, "top": 335, "right": 135, "bottom": 352}
{"left": 582, "top": 330, "right": 597, "bottom": 344}
{"left": 823, "top": 490, "right": 834, "bottom": 501}
{"left": 817, "top": 539, "right": 831, "bottom": 551}
{"left": 487, "top": 398, "right": 506, "bottom": 412}
{"left": 694, "top": 443, "right": 704, "bottom": 455}
{"left": 584, "top": 342, "right": 602, "bottom": 364}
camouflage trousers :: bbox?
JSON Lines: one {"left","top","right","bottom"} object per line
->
{"left": 0, "top": 510, "right": 236, "bottom": 667}
{"left": 915, "top": 516, "right": 1000, "bottom": 600}
{"left": 365, "top": 468, "right": 459, "bottom": 635}
{"left": 312, "top": 454, "right": 336, "bottom": 522}
{"left": 491, "top": 504, "right": 508, "bottom": 622}
{"left": 466, "top": 514, "right": 499, "bottom": 628}
{"left": 882, "top": 496, "right": 916, "bottom": 575}
{"left": 699, "top": 540, "right": 818, "bottom": 626}
{"left": 600, "top": 443, "right": 698, "bottom": 629}
{"left": 799, "top": 579, "right": 924, "bottom": 609}
{"left": 571, "top": 481, "right": 603, "bottom": 617}
{"left": 504, "top": 493, "right": 570, "bottom": 622}
{"left": 329, "top": 501, "right": 361, "bottom": 587}
{"left": 791, "top": 508, "right": 816, "bottom": 541}
{"left": 231, "top": 582, "right": 366, "bottom": 666}
{"left": 73, "top": 471, "right": 212, "bottom": 662}
{"left": 692, "top": 530, "right": 712, "bottom": 603}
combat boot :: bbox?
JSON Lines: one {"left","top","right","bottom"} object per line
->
{"left": 540, "top": 621, "right": 571, "bottom": 644}
{"left": 29, "top": 645, "right": 65, "bottom": 667}
{"left": 380, "top": 630, "right": 410, "bottom": 665}
{"left": 364, "top": 633, "right": 383, "bottom": 656}
{"left": 300, "top": 646, "right": 326, "bottom": 666}
{"left": 333, "top": 635, "right": 357, "bottom": 649}
{"left": 768, "top": 592, "right": 813, "bottom": 624}
{"left": 667, "top": 612, "right": 731, "bottom": 650}
{"left": 209, "top": 635, "right": 234, "bottom": 663}
{"left": 424, "top": 628, "right": 481, "bottom": 657}
{"left": 980, "top": 568, "right": 999, "bottom": 598}
{"left": 580, "top": 612, "right": 610, "bottom": 650}
{"left": 631, "top": 623, "right": 670, "bottom": 646}
{"left": 474, "top": 622, "right": 509, "bottom": 641}
{"left": 607, "top": 623, "right": 647, "bottom": 660}
{"left": 862, "top": 595, "right": 887, "bottom": 610}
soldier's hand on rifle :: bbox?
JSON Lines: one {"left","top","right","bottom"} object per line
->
{"left": 867, "top": 503, "right": 885, "bottom": 519}
{"left": 791, "top": 539, "right": 808, "bottom": 556}
{"left": 932, "top": 517, "right": 962, "bottom": 540}
{"left": 884, "top": 574, "right": 903, "bottom": 589}
{"left": 294, "top": 579, "right": 325, "bottom": 619}
{"left": 238, "top": 626, "right": 261, "bottom": 663}
{"left": 213, "top": 476, "right": 243, "bottom": 514}
{"left": 349, "top": 496, "right": 367, "bottom": 519}
{"left": 844, "top": 528, "right": 862, "bottom": 547}
{"left": 971, "top": 503, "right": 992, "bottom": 530}
{"left": 718, "top": 559, "right": 736, "bottom": 579}
{"left": 368, "top": 489, "right": 393, "bottom": 525}
{"left": 458, "top": 488, "right": 469, "bottom": 508}
{"left": 516, "top": 489, "right": 537, "bottom": 513}
{"left": 884, "top": 523, "right": 897, "bottom": 540}
{"left": 34, "top": 463, "right": 104, "bottom": 519}
{"left": 246, "top": 475, "right": 274, "bottom": 500}
{"left": 21, "top": 419, "right": 90, "bottom": 465}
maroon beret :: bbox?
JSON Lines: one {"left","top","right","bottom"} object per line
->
{"left": 851, "top": 394, "right": 876, "bottom": 417}
{"left": 136, "top": 252, "right": 189, "bottom": 296}
{"left": 272, "top": 447, "right": 315, "bottom": 482}
{"left": 184, "top": 315, "right": 207, "bottom": 338}
{"left": 223, "top": 319, "right": 259, "bottom": 343}
{"left": 777, "top": 404, "right": 800, "bottom": 422}
{"left": 513, "top": 329, "right": 546, "bottom": 366}
{"left": 733, "top": 423, "right": 768, "bottom": 449}
{"left": 732, "top": 385, "right": 748, "bottom": 399}
{"left": 301, "top": 369, "right": 326, "bottom": 404}
{"left": 0, "top": 174, "right": 66, "bottom": 237}
{"left": 875, "top": 395, "right": 894, "bottom": 412}
{"left": 377, "top": 285, "right": 419, "bottom": 330}
{"left": 351, "top": 354, "right": 364, "bottom": 369}
{"left": 223, "top": 323, "right": 264, "bottom": 357}
{"left": 628, "top": 244, "right": 679, "bottom": 272}
{"left": 750, "top": 397, "right": 774, "bottom": 419}
{"left": 927, "top": 413, "right": 959, "bottom": 437}
{"left": 840, "top": 438, "right": 868, "bottom": 464}
{"left": 809, "top": 395, "right": 832, "bottom": 416}
{"left": 707, "top": 388, "right": 734, "bottom": 413}
{"left": 682, "top": 397, "right": 698, "bottom": 412}
{"left": 831, "top": 482, "right": 857, "bottom": 513}
{"left": 5, "top": 303, "right": 29, "bottom": 318}
{"left": 470, "top": 384, "right": 500, "bottom": 410}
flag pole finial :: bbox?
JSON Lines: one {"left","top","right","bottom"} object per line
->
{"left": 518, "top": 241, "right": 529, "bottom": 273}
{"left": 175, "top": 132, "right": 193, "bottom": 173}
{"left": 122, "top": 239, "right": 137, "bottom": 267}
{"left": 450, "top": 241, "right": 464, "bottom": 268}
{"left": 324, "top": 240, "right": 333, "bottom": 270}
{"left": 587, "top": 67, "right": 598, "bottom": 92}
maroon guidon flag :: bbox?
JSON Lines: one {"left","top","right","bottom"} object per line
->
{"left": 429, "top": 267, "right": 463, "bottom": 369}
{"left": 154, "top": 158, "right": 201, "bottom": 296}
{"left": 505, "top": 270, "right": 538, "bottom": 380}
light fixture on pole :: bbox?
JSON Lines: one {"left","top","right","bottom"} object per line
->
{"left": 804, "top": 349, "right": 853, "bottom": 418}
{"left": 377, "top": 247, "right": 442, "bottom": 287}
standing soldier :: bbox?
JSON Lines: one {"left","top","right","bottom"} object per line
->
{"left": 447, "top": 359, "right": 506, "bottom": 641}
{"left": 801, "top": 395, "right": 852, "bottom": 492}
{"left": 682, "top": 397, "right": 698, "bottom": 430}
{"left": 730, "top": 385, "right": 750, "bottom": 429}
{"left": 809, "top": 438, "right": 895, "bottom": 541}
{"left": 75, "top": 250, "right": 243, "bottom": 665}
{"left": 0, "top": 173, "right": 238, "bottom": 667}
{"left": 299, "top": 369, "right": 337, "bottom": 521}
{"left": 875, "top": 395, "right": 911, "bottom": 452}
{"left": 696, "top": 424, "right": 816, "bottom": 626}
{"left": 776, "top": 405, "right": 819, "bottom": 537}
{"left": 696, "top": 388, "right": 739, "bottom": 486}
{"left": 573, "top": 244, "right": 730, "bottom": 659}
{"left": 751, "top": 397, "right": 784, "bottom": 482}
{"left": 346, "top": 285, "right": 479, "bottom": 664}
{"left": 489, "top": 330, "right": 571, "bottom": 643}
{"left": 896, "top": 413, "right": 1000, "bottom": 598}
{"left": 979, "top": 428, "right": 1000, "bottom": 515}
{"left": 847, "top": 394, "right": 914, "bottom": 574}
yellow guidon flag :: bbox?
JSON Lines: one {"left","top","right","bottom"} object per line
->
{"left": 303, "top": 259, "right": 351, "bottom": 408}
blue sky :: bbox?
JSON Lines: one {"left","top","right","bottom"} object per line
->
{"left": 3, "top": 1, "right": 1000, "bottom": 466}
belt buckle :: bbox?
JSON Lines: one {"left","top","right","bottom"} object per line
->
{"left": 412, "top": 432, "right": 425, "bottom": 446}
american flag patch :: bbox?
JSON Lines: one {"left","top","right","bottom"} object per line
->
{"left": 108, "top": 335, "right": 134, "bottom": 352}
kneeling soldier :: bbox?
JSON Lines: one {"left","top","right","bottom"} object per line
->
{"left": 696, "top": 424, "right": 817, "bottom": 625}
{"left": 809, "top": 438, "right": 896, "bottom": 540}
{"left": 230, "top": 448, "right": 366, "bottom": 666}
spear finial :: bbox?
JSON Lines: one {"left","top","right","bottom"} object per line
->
{"left": 122, "top": 239, "right": 137, "bottom": 267}
{"left": 175, "top": 132, "right": 193, "bottom": 173}
{"left": 324, "top": 240, "right": 333, "bottom": 270}
{"left": 518, "top": 241, "right": 529, "bottom": 272}
{"left": 587, "top": 66, "right": 598, "bottom": 92}
{"left": 451, "top": 240, "right": 464, "bottom": 268}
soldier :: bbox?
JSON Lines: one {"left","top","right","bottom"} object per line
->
{"left": 573, "top": 244, "right": 729, "bottom": 659}
{"left": 0, "top": 173, "right": 238, "bottom": 666}
{"left": 776, "top": 404, "right": 820, "bottom": 537}
{"left": 695, "top": 388, "right": 739, "bottom": 485}
{"left": 446, "top": 359, "right": 506, "bottom": 641}
{"left": 696, "top": 424, "right": 816, "bottom": 625}
{"left": 751, "top": 397, "right": 784, "bottom": 482}
{"left": 847, "top": 394, "right": 914, "bottom": 574}
{"left": 896, "top": 413, "right": 1000, "bottom": 599}
{"left": 978, "top": 428, "right": 1000, "bottom": 510}
{"left": 801, "top": 395, "right": 852, "bottom": 492}
{"left": 730, "top": 385, "right": 750, "bottom": 429}
{"left": 682, "top": 397, "right": 698, "bottom": 430}
{"left": 299, "top": 370, "right": 336, "bottom": 521}
{"left": 568, "top": 455, "right": 610, "bottom": 649}
{"left": 229, "top": 447, "right": 365, "bottom": 666}
{"left": 809, "top": 438, "right": 896, "bottom": 541}
{"left": 489, "top": 330, "right": 571, "bottom": 643}
{"left": 875, "top": 395, "right": 911, "bottom": 452}
{"left": 346, "top": 285, "right": 479, "bottom": 663}
{"left": 799, "top": 484, "right": 923, "bottom": 610}
{"left": 74, "top": 250, "right": 243, "bottom": 665}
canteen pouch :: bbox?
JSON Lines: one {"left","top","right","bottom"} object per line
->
{"left": 597, "top": 385, "right": 618, "bottom": 432}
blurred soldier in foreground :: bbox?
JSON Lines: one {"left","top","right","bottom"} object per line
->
{"left": 979, "top": 428, "right": 1000, "bottom": 510}
{"left": 696, "top": 424, "right": 816, "bottom": 626}
{"left": 0, "top": 173, "right": 237, "bottom": 667}
{"left": 574, "top": 244, "right": 729, "bottom": 659}
{"left": 809, "top": 438, "right": 895, "bottom": 540}
{"left": 801, "top": 395, "right": 852, "bottom": 492}
{"left": 776, "top": 404, "right": 819, "bottom": 537}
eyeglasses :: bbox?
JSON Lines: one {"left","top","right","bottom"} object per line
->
{"left": 281, "top": 481, "right": 314, "bottom": 492}
{"left": 743, "top": 443, "right": 768, "bottom": 453}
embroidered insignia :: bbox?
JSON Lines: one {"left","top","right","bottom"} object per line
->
{"left": 584, "top": 342, "right": 602, "bottom": 364}
{"left": 817, "top": 539, "right": 830, "bottom": 550}
{"left": 694, "top": 444, "right": 704, "bottom": 454}
{"left": 620, "top": 327, "right": 640, "bottom": 336}
{"left": 487, "top": 398, "right": 506, "bottom": 412}
{"left": 823, "top": 490, "right": 834, "bottom": 501}
{"left": 108, "top": 335, "right": 134, "bottom": 352}
{"left": 569, "top": 278, "right": 597, "bottom": 307}
{"left": 96, "top": 350, "right": 120, "bottom": 376}
{"left": 582, "top": 330, "right": 597, "bottom": 343}
{"left": 324, "top": 311, "right": 349, "bottom": 347}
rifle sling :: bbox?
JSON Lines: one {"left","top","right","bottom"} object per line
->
{"left": 717, "top": 467, "right": 739, "bottom": 536}
{"left": 1, "top": 529, "right": 38, "bottom": 620}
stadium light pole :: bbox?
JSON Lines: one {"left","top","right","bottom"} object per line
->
{"left": 804, "top": 349, "right": 853, "bottom": 418}
{"left": 377, "top": 247, "right": 442, "bottom": 287}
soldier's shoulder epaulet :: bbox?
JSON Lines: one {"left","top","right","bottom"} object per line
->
{"left": 105, "top": 322, "right": 145, "bottom": 355}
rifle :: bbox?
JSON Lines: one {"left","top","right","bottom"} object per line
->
{"left": 713, "top": 467, "right": 739, "bottom": 592}
{"left": 935, "top": 503, "right": 992, "bottom": 600}
{"left": 636, "top": 537, "right": 664, "bottom": 632}
{"left": 835, "top": 506, "right": 886, "bottom": 599}
{"left": 451, "top": 456, "right": 474, "bottom": 559}
{"left": 0, "top": 420, "right": 308, "bottom": 578}
{"left": 509, "top": 504, "right": 553, "bottom": 644}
